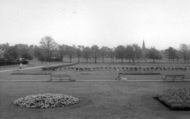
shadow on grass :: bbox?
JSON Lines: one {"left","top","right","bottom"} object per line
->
{"left": 153, "top": 97, "right": 190, "bottom": 111}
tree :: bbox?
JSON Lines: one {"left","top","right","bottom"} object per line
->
{"left": 76, "top": 45, "right": 83, "bottom": 63}
{"left": 51, "top": 47, "right": 62, "bottom": 61}
{"left": 115, "top": 45, "right": 125, "bottom": 62}
{"left": 0, "top": 49, "right": 4, "bottom": 58}
{"left": 125, "top": 45, "right": 133, "bottom": 62}
{"left": 146, "top": 48, "right": 162, "bottom": 63}
{"left": 91, "top": 45, "right": 99, "bottom": 63}
{"left": 82, "top": 47, "right": 91, "bottom": 63}
{"left": 99, "top": 46, "right": 110, "bottom": 63}
{"left": 40, "top": 36, "right": 57, "bottom": 62}
{"left": 165, "top": 47, "right": 178, "bottom": 63}
{"left": 124, "top": 44, "right": 142, "bottom": 63}
{"left": 109, "top": 48, "right": 115, "bottom": 63}
{"left": 58, "top": 45, "right": 68, "bottom": 62}
{"left": 131, "top": 44, "right": 142, "bottom": 63}
{"left": 14, "top": 44, "right": 33, "bottom": 60}
{"left": 64, "top": 45, "right": 76, "bottom": 63}
{"left": 0, "top": 43, "right": 9, "bottom": 59}
{"left": 179, "top": 44, "right": 190, "bottom": 63}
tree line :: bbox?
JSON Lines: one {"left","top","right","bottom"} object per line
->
{"left": 0, "top": 36, "right": 190, "bottom": 64}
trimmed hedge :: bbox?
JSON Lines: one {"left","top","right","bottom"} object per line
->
{"left": 42, "top": 63, "right": 78, "bottom": 71}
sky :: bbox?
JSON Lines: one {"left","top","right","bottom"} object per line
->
{"left": 0, "top": 0, "right": 190, "bottom": 50}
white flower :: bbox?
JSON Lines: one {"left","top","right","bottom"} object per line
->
{"left": 13, "top": 93, "right": 79, "bottom": 108}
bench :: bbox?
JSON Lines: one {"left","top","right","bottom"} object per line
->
{"left": 115, "top": 71, "right": 128, "bottom": 80}
{"left": 115, "top": 71, "right": 160, "bottom": 80}
{"left": 49, "top": 74, "right": 75, "bottom": 82}
{"left": 163, "top": 74, "right": 185, "bottom": 81}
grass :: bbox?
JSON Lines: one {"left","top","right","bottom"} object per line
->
{"left": 1, "top": 63, "right": 190, "bottom": 119}
{"left": 1, "top": 81, "right": 190, "bottom": 119}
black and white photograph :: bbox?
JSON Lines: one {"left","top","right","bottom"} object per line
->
{"left": 1, "top": 0, "right": 190, "bottom": 119}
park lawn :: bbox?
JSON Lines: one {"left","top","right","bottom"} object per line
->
{"left": 73, "top": 63, "right": 190, "bottom": 80}
{"left": 1, "top": 65, "right": 190, "bottom": 82}
{"left": 0, "top": 70, "right": 117, "bottom": 81}
{"left": 1, "top": 61, "right": 190, "bottom": 82}
{"left": 1, "top": 63, "right": 190, "bottom": 119}
{"left": 1, "top": 81, "right": 190, "bottom": 119}
{"left": 0, "top": 60, "right": 68, "bottom": 72}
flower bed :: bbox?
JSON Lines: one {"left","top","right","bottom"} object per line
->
{"left": 13, "top": 93, "right": 79, "bottom": 109}
{"left": 156, "top": 88, "right": 190, "bottom": 110}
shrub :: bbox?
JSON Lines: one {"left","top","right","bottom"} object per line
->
{"left": 21, "top": 60, "right": 29, "bottom": 64}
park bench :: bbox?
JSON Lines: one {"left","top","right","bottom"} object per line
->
{"left": 115, "top": 71, "right": 129, "bottom": 80}
{"left": 49, "top": 73, "right": 75, "bottom": 82}
{"left": 163, "top": 74, "right": 185, "bottom": 81}
{"left": 115, "top": 70, "right": 161, "bottom": 80}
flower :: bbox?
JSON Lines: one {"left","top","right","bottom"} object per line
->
{"left": 13, "top": 93, "right": 79, "bottom": 109}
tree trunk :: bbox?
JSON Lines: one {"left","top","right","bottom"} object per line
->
{"left": 86, "top": 58, "right": 89, "bottom": 63}
{"left": 77, "top": 56, "right": 80, "bottom": 63}
{"left": 176, "top": 58, "right": 179, "bottom": 63}
{"left": 94, "top": 57, "right": 97, "bottom": 64}
{"left": 69, "top": 56, "right": 72, "bottom": 63}
{"left": 62, "top": 56, "right": 64, "bottom": 62}
{"left": 153, "top": 59, "right": 155, "bottom": 63}
{"left": 102, "top": 57, "right": 104, "bottom": 63}
{"left": 132, "top": 58, "right": 135, "bottom": 64}
{"left": 111, "top": 57, "right": 115, "bottom": 64}
{"left": 121, "top": 58, "right": 124, "bottom": 63}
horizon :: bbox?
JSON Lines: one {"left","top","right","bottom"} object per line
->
{"left": 1, "top": 40, "right": 186, "bottom": 50}
{"left": 1, "top": 0, "right": 190, "bottom": 50}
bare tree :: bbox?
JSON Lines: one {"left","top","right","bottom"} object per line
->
{"left": 83, "top": 47, "right": 91, "bottom": 63}
{"left": 125, "top": 45, "right": 133, "bottom": 63}
{"left": 76, "top": 45, "right": 83, "bottom": 63}
{"left": 115, "top": 45, "right": 125, "bottom": 62}
{"left": 180, "top": 44, "right": 190, "bottom": 63}
{"left": 146, "top": 48, "right": 162, "bottom": 63}
{"left": 165, "top": 47, "right": 178, "bottom": 63}
{"left": 91, "top": 45, "right": 99, "bottom": 63}
{"left": 40, "top": 36, "right": 57, "bottom": 62}
{"left": 100, "top": 46, "right": 109, "bottom": 63}
{"left": 131, "top": 44, "right": 142, "bottom": 63}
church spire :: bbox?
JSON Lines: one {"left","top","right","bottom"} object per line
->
{"left": 142, "top": 40, "right": 145, "bottom": 50}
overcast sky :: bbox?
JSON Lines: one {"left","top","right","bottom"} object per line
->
{"left": 1, "top": 0, "right": 190, "bottom": 49}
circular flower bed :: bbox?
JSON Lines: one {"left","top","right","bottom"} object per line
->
{"left": 13, "top": 93, "right": 79, "bottom": 109}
